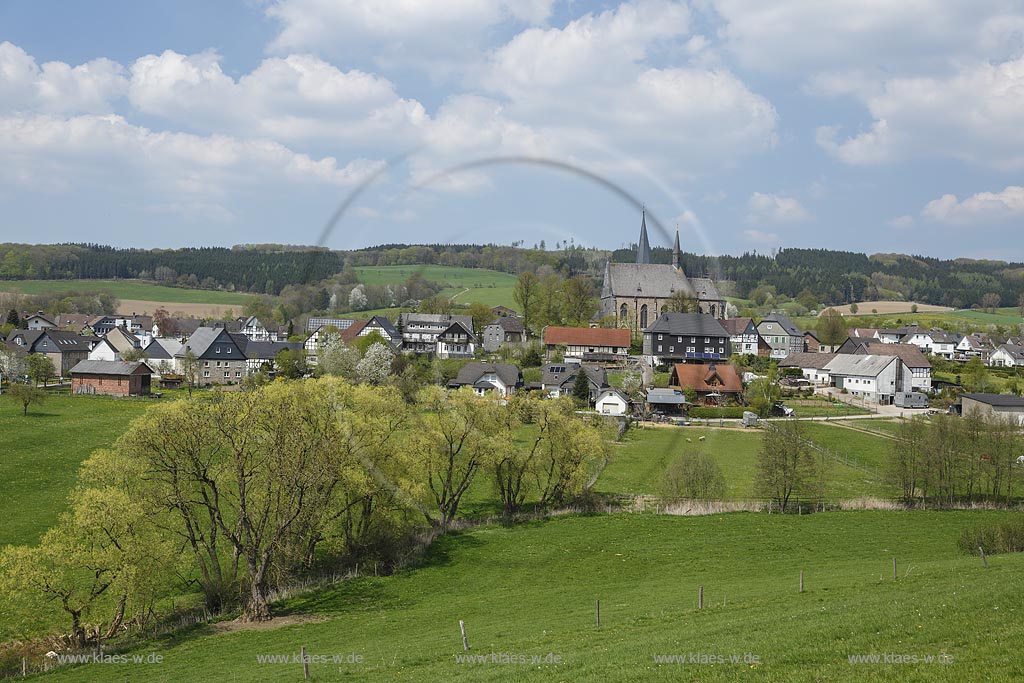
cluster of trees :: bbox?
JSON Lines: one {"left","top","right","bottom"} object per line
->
{"left": 0, "top": 290, "right": 119, "bottom": 333}
{"left": 0, "top": 379, "right": 612, "bottom": 642}
{"left": 889, "top": 413, "right": 1023, "bottom": 504}
{"left": 512, "top": 271, "right": 600, "bottom": 335}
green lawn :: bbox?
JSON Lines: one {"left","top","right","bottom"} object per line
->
{"left": 782, "top": 399, "right": 871, "bottom": 418}
{"left": 0, "top": 279, "right": 250, "bottom": 305}
{"left": 800, "top": 421, "right": 894, "bottom": 471}
{"left": 796, "top": 308, "right": 1023, "bottom": 332}
{"left": 354, "top": 265, "right": 518, "bottom": 309}
{"left": 33, "top": 511, "right": 1024, "bottom": 682}
{"left": 596, "top": 426, "right": 893, "bottom": 500}
{"left": 0, "top": 394, "right": 152, "bottom": 546}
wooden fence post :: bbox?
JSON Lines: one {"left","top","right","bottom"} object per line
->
{"left": 301, "top": 645, "right": 309, "bottom": 680}
{"left": 698, "top": 586, "right": 704, "bottom": 609}
{"left": 799, "top": 569, "right": 804, "bottom": 593}
{"left": 596, "top": 599, "right": 600, "bottom": 627}
{"left": 979, "top": 546, "right": 988, "bottom": 569}
{"left": 893, "top": 557, "right": 897, "bottom": 580}
{"left": 459, "top": 620, "right": 469, "bottom": 651}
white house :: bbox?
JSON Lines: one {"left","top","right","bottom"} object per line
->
{"left": 824, "top": 354, "right": 913, "bottom": 404}
{"left": 448, "top": 362, "right": 523, "bottom": 398}
{"left": 990, "top": 344, "right": 1024, "bottom": 368}
{"left": 87, "top": 338, "right": 120, "bottom": 362}
{"left": 595, "top": 389, "right": 630, "bottom": 416}
{"left": 778, "top": 352, "right": 836, "bottom": 385}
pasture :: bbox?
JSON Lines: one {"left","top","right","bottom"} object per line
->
{"left": 354, "top": 265, "right": 519, "bottom": 309}
{"left": 0, "top": 279, "right": 250, "bottom": 306}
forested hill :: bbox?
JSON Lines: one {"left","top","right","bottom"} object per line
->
{"left": 1, "top": 242, "right": 1022, "bottom": 309}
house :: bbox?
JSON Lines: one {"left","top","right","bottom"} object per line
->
{"left": 87, "top": 338, "right": 121, "bottom": 362}
{"left": 836, "top": 339, "right": 932, "bottom": 391}
{"left": 957, "top": 333, "right": 995, "bottom": 362}
{"left": 544, "top": 326, "right": 631, "bottom": 361}
{"left": 989, "top": 344, "right": 1024, "bottom": 368}
{"left": 595, "top": 388, "right": 630, "bottom": 416}
{"left": 436, "top": 320, "right": 477, "bottom": 359}
{"left": 823, "top": 354, "right": 912, "bottom": 404}
{"left": 482, "top": 317, "right": 526, "bottom": 353}
{"left": 643, "top": 313, "right": 730, "bottom": 365}
{"left": 645, "top": 388, "right": 690, "bottom": 415}
{"left": 491, "top": 305, "right": 518, "bottom": 318}
{"left": 24, "top": 312, "right": 56, "bottom": 330}
{"left": 399, "top": 313, "right": 475, "bottom": 355}
{"left": 540, "top": 363, "right": 608, "bottom": 402}
{"left": 448, "top": 362, "right": 523, "bottom": 397}
{"left": 756, "top": 314, "right": 803, "bottom": 359}
{"left": 778, "top": 352, "right": 837, "bottom": 385}
{"left": 360, "top": 316, "right": 401, "bottom": 347}
{"left": 804, "top": 330, "right": 839, "bottom": 353}
{"left": 927, "top": 330, "right": 958, "bottom": 359}
{"left": 70, "top": 360, "right": 153, "bottom": 397}
{"left": 305, "top": 317, "right": 359, "bottom": 333}
{"left": 90, "top": 314, "right": 153, "bottom": 339}
{"left": 721, "top": 318, "right": 762, "bottom": 356}
{"left": 600, "top": 213, "right": 726, "bottom": 332}
{"left": 848, "top": 327, "right": 881, "bottom": 340}
{"left": 669, "top": 363, "right": 743, "bottom": 404}
{"left": 175, "top": 326, "right": 248, "bottom": 385}
{"left": 143, "top": 338, "right": 184, "bottom": 374}
{"left": 152, "top": 316, "right": 203, "bottom": 339}
{"left": 960, "top": 393, "right": 1024, "bottom": 426}
{"left": 6, "top": 329, "right": 94, "bottom": 377}
{"left": 243, "top": 341, "right": 304, "bottom": 372}
{"left": 55, "top": 313, "right": 98, "bottom": 334}
{"left": 102, "top": 326, "right": 142, "bottom": 357}
{"left": 239, "top": 316, "right": 281, "bottom": 342}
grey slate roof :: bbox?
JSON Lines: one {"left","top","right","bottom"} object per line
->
{"left": 604, "top": 263, "right": 721, "bottom": 301}
{"left": 644, "top": 312, "right": 729, "bottom": 337}
{"left": 244, "top": 341, "right": 303, "bottom": 360}
{"left": 779, "top": 352, "right": 837, "bottom": 370}
{"left": 759, "top": 313, "right": 802, "bottom": 336}
{"left": 144, "top": 338, "right": 183, "bottom": 360}
{"left": 540, "top": 363, "right": 607, "bottom": 389}
{"left": 488, "top": 316, "right": 525, "bottom": 333}
{"left": 70, "top": 360, "right": 152, "bottom": 376}
{"left": 645, "top": 388, "right": 689, "bottom": 405}
{"left": 824, "top": 354, "right": 898, "bottom": 376}
{"left": 365, "top": 315, "right": 400, "bottom": 340}
{"left": 175, "top": 327, "right": 246, "bottom": 359}
{"left": 996, "top": 344, "right": 1024, "bottom": 361}
{"left": 452, "top": 362, "right": 522, "bottom": 388}
{"left": 961, "top": 393, "right": 1024, "bottom": 407}
{"left": 636, "top": 211, "right": 652, "bottom": 264}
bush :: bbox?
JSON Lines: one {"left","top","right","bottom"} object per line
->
{"left": 662, "top": 450, "right": 726, "bottom": 500}
{"left": 688, "top": 406, "right": 747, "bottom": 419}
{"left": 957, "top": 519, "right": 1024, "bottom": 555}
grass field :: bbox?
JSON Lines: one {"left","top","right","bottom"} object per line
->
{"left": 799, "top": 421, "right": 894, "bottom": 471}
{"left": 0, "top": 394, "right": 152, "bottom": 546}
{"left": 0, "top": 279, "right": 250, "bottom": 306}
{"left": 354, "top": 265, "right": 518, "bottom": 309}
{"left": 596, "top": 426, "right": 893, "bottom": 500}
{"left": 822, "top": 301, "right": 954, "bottom": 315}
{"left": 796, "top": 307, "right": 1023, "bottom": 332}
{"left": 33, "top": 511, "right": 1024, "bottom": 682}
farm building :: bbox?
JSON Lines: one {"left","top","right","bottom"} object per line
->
{"left": 70, "top": 360, "right": 153, "bottom": 397}
{"left": 960, "top": 393, "right": 1024, "bottom": 426}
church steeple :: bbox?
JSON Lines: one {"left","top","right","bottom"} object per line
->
{"left": 636, "top": 210, "right": 651, "bottom": 264}
{"left": 672, "top": 229, "right": 681, "bottom": 270}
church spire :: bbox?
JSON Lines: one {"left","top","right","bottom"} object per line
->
{"left": 636, "top": 209, "right": 651, "bottom": 264}
{"left": 672, "top": 229, "right": 680, "bottom": 270}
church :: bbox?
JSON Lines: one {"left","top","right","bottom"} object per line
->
{"left": 600, "top": 212, "right": 726, "bottom": 333}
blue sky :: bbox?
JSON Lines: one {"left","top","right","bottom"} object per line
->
{"left": 1, "top": 1, "right": 1023, "bottom": 259}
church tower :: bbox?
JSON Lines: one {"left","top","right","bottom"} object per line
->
{"left": 636, "top": 210, "right": 651, "bottom": 264}
{"left": 672, "top": 229, "right": 681, "bottom": 270}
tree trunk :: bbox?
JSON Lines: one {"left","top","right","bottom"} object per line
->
{"left": 105, "top": 594, "right": 127, "bottom": 639}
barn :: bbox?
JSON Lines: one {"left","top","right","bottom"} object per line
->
{"left": 70, "top": 360, "right": 153, "bottom": 397}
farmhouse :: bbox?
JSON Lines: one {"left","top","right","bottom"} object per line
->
{"left": 642, "top": 313, "right": 730, "bottom": 365}
{"left": 669, "top": 363, "right": 743, "bottom": 404}
{"left": 448, "top": 362, "right": 523, "bottom": 397}
{"left": 399, "top": 313, "right": 475, "bottom": 356}
{"left": 544, "top": 326, "right": 631, "bottom": 361}
{"left": 836, "top": 339, "right": 932, "bottom": 391}
{"left": 960, "top": 393, "right": 1024, "bottom": 426}
{"left": 70, "top": 360, "right": 153, "bottom": 397}
{"left": 175, "top": 326, "right": 248, "bottom": 385}
{"left": 756, "top": 314, "right": 803, "bottom": 359}
{"left": 823, "top": 354, "right": 912, "bottom": 404}
{"left": 600, "top": 212, "right": 726, "bottom": 332}
{"left": 6, "top": 329, "right": 94, "bottom": 377}
{"left": 779, "top": 352, "right": 837, "bottom": 385}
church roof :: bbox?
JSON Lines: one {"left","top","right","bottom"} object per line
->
{"left": 636, "top": 211, "right": 651, "bottom": 264}
{"left": 604, "top": 263, "right": 721, "bottom": 301}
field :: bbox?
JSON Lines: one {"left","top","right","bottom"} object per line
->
{"left": 0, "top": 394, "right": 152, "bottom": 546}
{"left": 34, "top": 511, "right": 1024, "bottom": 682}
{"left": 797, "top": 307, "right": 1023, "bottom": 332}
{"left": 0, "top": 279, "right": 250, "bottom": 306}
{"left": 821, "top": 301, "right": 954, "bottom": 316}
{"left": 354, "top": 265, "right": 519, "bottom": 310}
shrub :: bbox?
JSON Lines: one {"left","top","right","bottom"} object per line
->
{"left": 688, "top": 406, "right": 747, "bottom": 419}
{"left": 957, "top": 519, "right": 1024, "bottom": 555}
{"left": 662, "top": 450, "right": 726, "bottom": 501}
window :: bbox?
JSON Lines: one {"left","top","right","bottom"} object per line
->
{"left": 677, "top": 336, "right": 682, "bottom": 343}
{"left": 657, "top": 345, "right": 662, "bottom": 352}
{"left": 719, "top": 347, "right": 724, "bottom": 353}
{"left": 704, "top": 337, "right": 710, "bottom": 343}
{"left": 658, "top": 334, "right": 663, "bottom": 341}
{"left": 204, "top": 361, "right": 210, "bottom": 368}
{"left": 203, "top": 370, "right": 210, "bottom": 378}
{"left": 669, "top": 346, "right": 674, "bottom": 352}
{"left": 691, "top": 337, "right": 696, "bottom": 343}
{"left": 640, "top": 305, "right": 648, "bottom": 329}
{"left": 216, "top": 346, "right": 221, "bottom": 353}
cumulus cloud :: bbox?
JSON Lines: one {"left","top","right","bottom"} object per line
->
{"left": 746, "top": 192, "right": 810, "bottom": 224}
{"left": 0, "top": 41, "right": 127, "bottom": 114}
{"left": 921, "top": 186, "right": 1024, "bottom": 224}
{"left": 817, "top": 56, "right": 1024, "bottom": 169}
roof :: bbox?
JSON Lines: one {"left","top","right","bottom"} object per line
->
{"left": 824, "top": 354, "right": 899, "bottom": 376}
{"left": 995, "top": 344, "right": 1024, "bottom": 360}
{"left": 306, "top": 317, "right": 357, "bottom": 333}
{"left": 758, "top": 313, "right": 802, "bottom": 336}
{"left": 156, "top": 317, "right": 203, "bottom": 337}
{"left": 438, "top": 320, "right": 477, "bottom": 342}
{"left": 14, "top": 329, "right": 94, "bottom": 353}
{"left": 596, "top": 388, "right": 630, "bottom": 404}
{"left": 56, "top": 313, "right": 97, "bottom": 330}
{"left": 644, "top": 313, "right": 729, "bottom": 338}
{"left": 453, "top": 362, "right": 523, "bottom": 387}
{"left": 245, "top": 341, "right": 303, "bottom": 360}
{"left": 487, "top": 316, "right": 525, "bottom": 333}
{"left": 636, "top": 211, "right": 652, "bottom": 264}
{"left": 604, "top": 262, "right": 722, "bottom": 301}
{"left": 849, "top": 328, "right": 880, "bottom": 338}
{"left": 338, "top": 319, "right": 369, "bottom": 343}
{"left": 175, "top": 327, "right": 245, "bottom": 358}
{"left": 779, "top": 352, "right": 837, "bottom": 370}
{"left": 25, "top": 313, "right": 56, "bottom": 326}
{"left": 961, "top": 393, "right": 1024, "bottom": 408}
{"left": 839, "top": 340, "right": 931, "bottom": 369}
{"left": 544, "top": 326, "right": 630, "bottom": 348}
{"left": 646, "top": 388, "right": 689, "bottom": 405}
{"left": 70, "top": 360, "right": 152, "bottom": 376}
{"left": 144, "top": 338, "right": 183, "bottom": 359}
{"left": 400, "top": 313, "right": 475, "bottom": 332}
{"left": 540, "top": 363, "right": 608, "bottom": 389}
{"left": 491, "top": 305, "right": 519, "bottom": 315}
{"left": 670, "top": 363, "right": 743, "bottom": 393}
{"left": 365, "top": 315, "right": 400, "bottom": 340}
{"left": 719, "top": 317, "right": 755, "bottom": 336}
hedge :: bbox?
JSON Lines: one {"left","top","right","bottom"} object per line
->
{"left": 687, "top": 406, "right": 748, "bottom": 419}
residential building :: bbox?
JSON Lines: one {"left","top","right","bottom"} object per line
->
{"left": 6, "top": 329, "right": 94, "bottom": 377}
{"left": 24, "top": 313, "right": 56, "bottom": 330}
{"left": 836, "top": 339, "right": 932, "bottom": 391}
{"left": 448, "top": 362, "right": 523, "bottom": 397}
{"left": 720, "top": 317, "right": 761, "bottom": 356}
{"left": 360, "top": 316, "right": 401, "bottom": 347}
{"left": 989, "top": 344, "right": 1024, "bottom": 368}
{"left": 239, "top": 316, "right": 281, "bottom": 342}
{"left": 957, "top": 333, "right": 995, "bottom": 362}
{"left": 143, "top": 338, "right": 184, "bottom": 374}
{"left": 399, "top": 313, "right": 475, "bottom": 355}
{"left": 539, "top": 363, "right": 608, "bottom": 402}
{"left": 600, "top": 212, "right": 725, "bottom": 332}
{"left": 87, "top": 338, "right": 121, "bottom": 362}
{"left": 595, "top": 388, "right": 630, "bottom": 416}
{"left": 960, "top": 393, "right": 1024, "bottom": 426}
{"left": 756, "top": 313, "right": 803, "bottom": 359}
{"left": 778, "top": 352, "right": 837, "bottom": 385}
{"left": 305, "top": 317, "right": 358, "bottom": 333}
{"left": 55, "top": 313, "right": 97, "bottom": 334}
{"left": 803, "top": 330, "right": 840, "bottom": 353}
{"left": 642, "top": 313, "right": 730, "bottom": 365}
{"left": 436, "top": 320, "right": 477, "bottom": 359}
{"left": 544, "top": 326, "right": 631, "bottom": 361}
{"left": 482, "top": 317, "right": 526, "bottom": 353}
{"left": 152, "top": 316, "right": 203, "bottom": 339}
{"left": 823, "top": 354, "right": 912, "bottom": 404}
{"left": 245, "top": 341, "right": 304, "bottom": 372}
{"left": 669, "top": 362, "right": 743, "bottom": 404}
{"left": 175, "top": 326, "right": 248, "bottom": 385}
{"left": 70, "top": 360, "right": 153, "bottom": 397}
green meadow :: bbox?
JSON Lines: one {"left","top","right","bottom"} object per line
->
{"left": 0, "top": 279, "right": 250, "bottom": 305}
{"left": 354, "top": 265, "right": 519, "bottom": 309}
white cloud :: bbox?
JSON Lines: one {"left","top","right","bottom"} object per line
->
{"left": 0, "top": 41, "right": 127, "bottom": 114}
{"left": 887, "top": 214, "right": 914, "bottom": 228}
{"left": 266, "top": 0, "right": 554, "bottom": 71}
{"left": 743, "top": 228, "right": 779, "bottom": 245}
{"left": 817, "top": 56, "right": 1024, "bottom": 169}
{"left": 921, "top": 186, "right": 1024, "bottom": 224}
{"left": 711, "top": 1, "right": 1024, "bottom": 75}
{"left": 746, "top": 192, "right": 810, "bottom": 224}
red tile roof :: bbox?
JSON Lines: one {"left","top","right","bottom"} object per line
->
{"left": 544, "top": 326, "right": 631, "bottom": 348}
{"left": 339, "top": 319, "right": 369, "bottom": 343}
{"left": 670, "top": 363, "right": 743, "bottom": 393}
